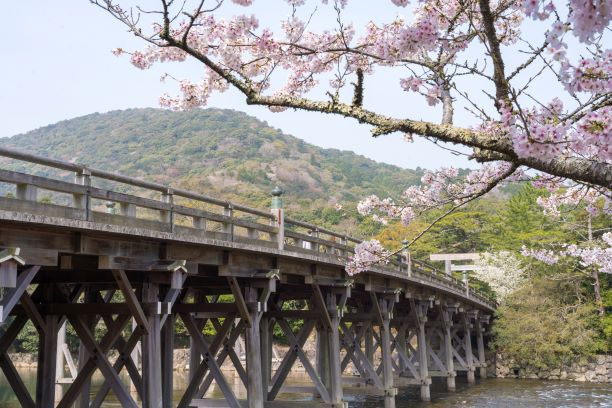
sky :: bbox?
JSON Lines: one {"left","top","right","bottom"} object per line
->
{"left": 0, "top": 1, "right": 565, "bottom": 171}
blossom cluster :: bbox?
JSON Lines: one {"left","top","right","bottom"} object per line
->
{"left": 346, "top": 240, "right": 391, "bottom": 275}
{"left": 357, "top": 163, "right": 515, "bottom": 227}
{"left": 522, "top": 233, "right": 612, "bottom": 275}
{"left": 474, "top": 252, "right": 527, "bottom": 300}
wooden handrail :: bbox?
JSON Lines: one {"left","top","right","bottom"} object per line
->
{"left": 0, "top": 146, "right": 497, "bottom": 308}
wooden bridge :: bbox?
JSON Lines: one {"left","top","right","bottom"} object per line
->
{"left": 0, "top": 147, "right": 495, "bottom": 408}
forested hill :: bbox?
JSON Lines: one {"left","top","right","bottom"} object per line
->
{"left": 1, "top": 108, "right": 423, "bottom": 233}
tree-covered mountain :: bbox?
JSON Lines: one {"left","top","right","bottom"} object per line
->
{"left": 0, "top": 108, "right": 424, "bottom": 235}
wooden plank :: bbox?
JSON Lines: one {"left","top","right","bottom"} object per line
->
{"left": 36, "top": 312, "right": 58, "bottom": 408}
{"left": 311, "top": 284, "right": 333, "bottom": 331}
{"left": 1, "top": 266, "right": 40, "bottom": 322}
{"left": 430, "top": 253, "right": 480, "bottom": 261}
{"left": 112, "top": 269, "right": 150, "bottom": 334}
{"left": 226, "top": 276, "right": 252, "bottom": 328}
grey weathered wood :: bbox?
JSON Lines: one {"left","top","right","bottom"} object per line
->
{"left": 58, "top": 314, "right": 132, "bottom": 408}
{"left": 277, "top": 318, "right": 331, "bottom": 403}
{"left": 67, "top": 314, "right": 138, "bottom": 408}
{"left": 268, "top": 319, "right": 316, "bottom": 400}
{"left": 245, "top": 287, "right": 264, "bottom": 408}
{"left": 142, "top": 283, "right": 163, "bottom": 408}
{"left": 197, "top": 319, "right": 246, "bottom": 397}
{"left": 379, "top": 299, "right": 396, "bottom": 408}
{"left": 87, "top": 328, "right": 142, "bottom": 408}
{"left": 476, "top": 318, "right": 486, "bottom": 378}
{"left": 442, "top": 307, "right": 457, "bottom": 391}
{"left": 227, "top": 276, "right": 253, "bottom": 328}
{"left": 1, "top": 266, "right": 40, "bottom": 323}
{"left": 463, "top": 314, "right": 476, "bottom": 384}
{"left": 36, "top": 312, "right": 58, "bottom": 408}
{"left": 112, "top": 269, "right": 150, "bottom": 334}
{"left": 260, "top": 316, "right": 272, "bottom": 401}
{"left": 315, "top": 324, "right": 330, "bottom": 401}
{"left": 181, "top": 312, "right": 242, "bottom": 408}
{"left": 161, "top": 313, "right": 175, "bottom": 408}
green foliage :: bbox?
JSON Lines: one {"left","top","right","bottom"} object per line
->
{"left": 0, "top": 107, "right": 424, "bottom": 238}
{"left": 491, "top": 275, "right": 606, "bottom": 368}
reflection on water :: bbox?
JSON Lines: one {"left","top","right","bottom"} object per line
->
{"left": 0, "top": 369, "right": 610, "bottom": 407}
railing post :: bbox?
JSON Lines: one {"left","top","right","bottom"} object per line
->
{"left": 161, "top": 189, "right": 174, "bottom": 230}
{"left": 270, "top": 186, "right": 284, "bottom": 250}
{"left": 16, "top": 183, "right": 37, "bottom": 202}
{"left": 223, "top": 204, "right": 234, "bottom": 241}
{"left": 402, "top": 239, "right": 411, "bottom": 277}
{"left": 73, "top": 169, "right": 91, "bottom": 214}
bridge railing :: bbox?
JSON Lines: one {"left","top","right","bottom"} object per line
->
{"left": 0, "top": 147, "right": 496, "bottom": 308}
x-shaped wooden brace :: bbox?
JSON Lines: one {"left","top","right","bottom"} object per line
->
{"left": 64, "top": 313, "right": 137, "bottom": 408}
{"left": 339, "top": 320, "right": 384, "bottom": 389}
{"left": 388, "top": 323, "right": 420, "bottom": 379}
{"left": 88, "top": 292, "right": 146, "bottom": 408}
{"left": 268, "top": 317, "right": 317, "bottom": 400}
{"left": 177, "top": 312, "right": 238, "bottom": 408}
{"left": 196, "top": 319, "right": 247, "bottom": 399}
{"left": 1, "top": 282, "right": 82, "bottom": 408}
{"left": 0, "top": 281, "right": 44, "bottom": 408}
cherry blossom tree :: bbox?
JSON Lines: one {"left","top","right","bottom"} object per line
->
{"left": 93, "top": 0, "right": 610, "bottom": 273}
{"left": 473, "top": 251, "right": 527, "bottom": 300}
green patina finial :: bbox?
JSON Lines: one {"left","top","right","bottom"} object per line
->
{"left": 271, "top": 186, "right": 283, "bottom": 209}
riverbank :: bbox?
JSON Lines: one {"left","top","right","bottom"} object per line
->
{"left": 490, "top": 353, "right": 612, "bottom": 383}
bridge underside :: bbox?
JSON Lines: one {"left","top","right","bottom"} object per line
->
{"left": 0, "top": 222, "right": 490, "bottom": 408}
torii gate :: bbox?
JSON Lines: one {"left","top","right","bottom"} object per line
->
{"left": 429, "top": 253, "right": 489, "bottom": 380}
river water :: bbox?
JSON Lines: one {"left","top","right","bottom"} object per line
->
{"left": 0, "top": 369, "right": 610, "bottom": 407}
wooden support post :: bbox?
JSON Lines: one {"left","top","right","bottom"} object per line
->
{"left": 315, "top": 324, "right": 331, "bottom": 397}
{"left": 55, "top": 321, "right": 68, "bottom": 400}
{"left": 36, "top": 287, "right": 59, "bottom": 408}
{"left": 415, "top": 302, "right": 430, "bottom": 402}
{"left": 378, "top": 296, "right": 396, "bottom": 408}
{"left": 476, "top": 318, "right": 486, "bottom": 379}
{"left": 142, "top": 283, "right": 163, "bottom": 408}
{"left": 245, "top": 286, "right": 264, "bottom": 408}
{"left": 77, "top": 288, "right": 96, "bottom": 408}
{"left": 260, "top": 316, "right": 272, "bottom": 401}
{"left": 161, "top": 314, "right": 175, "bottom": 408}
{"left": 396, "top": 324, "right": 407, "bottom": 374}
{"left": 442, "top": 306, "right": 457, "bottom": 392}
{"left": 463, "top": 313, "right": 475, "bottom": 384}
{"left": 189, "top": 333, "right": 200, "bottom": 382}
{"left": 327, "top": 296, "right": 343, "bottom": 405}
{"left": 365, "top": 324, "right": 374, "bottom": 365}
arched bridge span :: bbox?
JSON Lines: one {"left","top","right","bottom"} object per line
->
{"left": 0, "top": 147, "right": 495, "bottom": 408}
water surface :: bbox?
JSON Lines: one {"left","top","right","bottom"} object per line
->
{"left": 0, "top": 369, "right": 610, "bottom": 407}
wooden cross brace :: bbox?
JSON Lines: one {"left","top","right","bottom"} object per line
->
{"left": 177, "top": 312, "right": 239, "bottom": 408}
